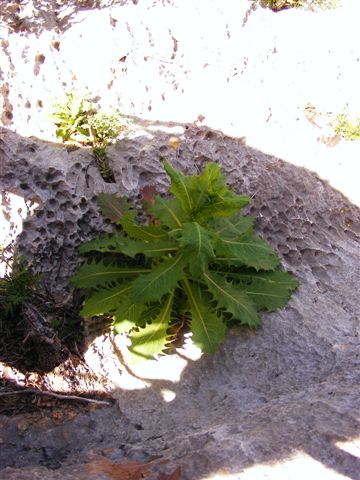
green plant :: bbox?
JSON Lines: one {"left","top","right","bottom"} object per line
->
{"left": 259, "top": 0, "right": 339, "bottom": 11}
{"left": 335, "top": 112, "right": 360, "bottom": 140}
{"left": 89, "top": 111, "right": 122, "bottom": 147}
{"left": 72, "top": 161, "right": 298, "bottom": 362}
{"left": 52, "top": 93, "right": 122, "bottom": 181}
{"left": 52, "top": 92, "right": 94, "bottom": 144}
{"left": 0, "top": 256, "right": 39, "bottom": 316}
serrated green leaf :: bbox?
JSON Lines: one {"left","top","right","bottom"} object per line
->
{"left": 215, "top": 233, "right": 279, "bottom": 270}
{"left": 97, "top": 193, "right": 129, "bottom": 223}
{"left": 211, "top": 214, "right": 254, "bottom": 237}
{"left": 192, "top": 163, "right": 250, "bottom": 219}
{"left": 150, "top": 196, "right": 188, "bottom": 229}
{"left": 140, "top": 242, "right": 178, "bottom": 257}
{"left": 131, "top": 254, "right": 186, "bottom": 303}
{"left": 197, "top": 162, "right": 226, "bottom": 195}
{"left": 182, "top": 279, "right": 226, "bottom": 353}
{"left": 190, "top": 163, "right": 220, "bottom": 212}
{"left": 204, "top": 271, "right": 260, "bottom": 327}
{"left": 224, "top": 270, "right": 299, "bottom": 311}
{"left": 128, "top": 292, "right": 174, "bottom": 362}
{"left": 187, "top": 162, "right": 231, "bottom": 215}
{"left": 113, "top": 298, "right": 147, "bottom": 334}
{"left": 179, "top": 222, "right": 215, "bottom": 274}
{"left": 81, "top": 283, "right": 132, "bottom": 316}
{"left": 164, "top": 161, "right": 194, "bottom": 213}
{"left": 79, "top": 234, "right": 177, "bottom": 258}
{"left": 195, "top": 191, "right": 251, "bottom": 221}
{"left": 71, "top": 260, "right": 150, "bottom": 288}
{"left": 114, "top": 318, "right": 136, "bottom": 334}
{"left": 120, "top": 210, "right": 168, "bottom": 241}
{"left": 164, "top": 161, "right": 251, "bottom": 222}
{"left": 79, "top": 234, "right": 137, "bottom": 257}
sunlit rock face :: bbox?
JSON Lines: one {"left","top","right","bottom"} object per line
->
{"left": 1, "top": 122, "right": 360, "bottom": 480}
{"left": 1, "top": 0, "right": 360, "bottom": 203}
{"left": 2, "top": 120, "right": 358, "bottom": 293}
{"left": 1, "top": 0, "right": 359, "bottom": 139}
{"left": 1, "top": 1, "right": 360, "bottom": 479}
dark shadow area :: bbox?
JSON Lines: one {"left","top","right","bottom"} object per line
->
{"left": 0, "top": 0, "right": 139, "bottom": 36}
{"left": 0, "top": 279, "right": 84, "bottom": 373}
{"left": 0, "top": 203, "right": 85, "bottom": 373}
{"left": 0, "top": 122, "right": 360, "bottom": 479}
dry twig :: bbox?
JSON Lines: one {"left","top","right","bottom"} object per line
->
{"left": 0, "top": 388, "right": 112, "bottom": 406}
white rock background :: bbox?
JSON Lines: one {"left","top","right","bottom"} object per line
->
{"left": 1, "top": 2, "right": 360, "bottom": 479}
{"left": 1, "top": 0, "right": 360, "bottom": 204}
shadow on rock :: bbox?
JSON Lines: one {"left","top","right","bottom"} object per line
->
{"left": 0, "top": 121, "right": 359, "bottom": 479}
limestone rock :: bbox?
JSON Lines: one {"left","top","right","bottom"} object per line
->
{"left": 1, "top": 0, "right": 360, "bottom": 478}
{"left": 0, "top": 122, "right": 360, "bottom": 479}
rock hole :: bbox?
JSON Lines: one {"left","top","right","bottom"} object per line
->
{"left": 64, "top": 221, "right": 75, "bottom": 229}
{"left": 19, "top": 158, "right": 29, "bottom": 167}
{"left": 51, "top": 41, "right": 60, "bottom": 51}
{"left": 35, "top": 54, "right": 45, "bottom": 64}
{"left": 79, "top": 198, "right": 88, "bottom": 211}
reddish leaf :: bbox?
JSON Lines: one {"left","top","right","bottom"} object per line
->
{"left": 158, "top": 466, "right": 181, "bottom": 480}
{"left": 86, "top": 455, "right": 152, "bottom": 480}
{"left": 140, "top": 185, "right": 157, "bottom": 207}
{"left": 97, "top": 193, "right": 128, "bottom": 223}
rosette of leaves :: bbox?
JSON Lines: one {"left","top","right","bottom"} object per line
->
{"left": 72, "top": 161, "right": 298, "bottom": 362}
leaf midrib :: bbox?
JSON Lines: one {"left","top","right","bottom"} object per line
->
{"left": 146, "top": 292, "right": 173, "bottom": 343}
{"left": 134, "top": 254, "right": 184, "bottom": 298}
{"left": 85, "top": 268, "right": 150, "bottom": 278}
{"left": 204, "top": 272, "right": 254, "bottom": 317}
{"left": 218, "top": 271, "right": 296, "bottom": 285}
{"left": 182, "top": 279, "right": 213, "bottom": 347}
{"left": 221, "top": 239, "right": 272, "bottom": 251}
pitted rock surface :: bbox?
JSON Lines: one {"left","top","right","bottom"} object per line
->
{"left": 2, "top": 123, "right": 359, "bottom": 295}
{"left": 1, "top": 0, "right": 360, "bottom": 205}
{"left": 1, "top": 1, "right": 360, "bottom": 478}
{"left": 0, "top": 124, "right": 360, "bottom": 479}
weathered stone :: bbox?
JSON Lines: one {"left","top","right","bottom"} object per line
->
{"left": 0, "top": 122, "right": 359, "bottom": 479}
{"left": 1, "top": 0, "right": 360, "bottom": 478}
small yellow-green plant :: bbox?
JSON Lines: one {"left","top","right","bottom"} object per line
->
{"left": 52, "top": 93, "right": 93, "bottom": 144}
{"left": 52, "top": 93, "right": 122, "bottom": 181}
{"left": 335, "top": 112, "right": 360, "bottom": 141}
{"left": 259, "top": 0, "right": 339, "bottom": 11}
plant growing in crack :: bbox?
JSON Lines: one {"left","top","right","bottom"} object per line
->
{"left": 52, "top": 92, "right": 122, "bottom": 182}
{"left": 71, "top": 160, "right": 298, "bottom": 363}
